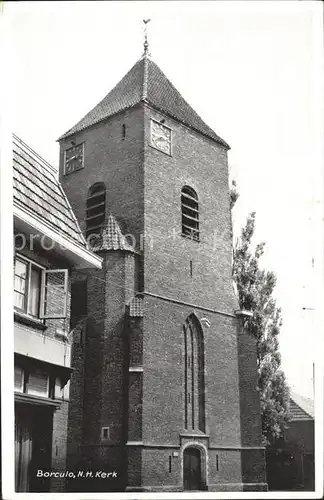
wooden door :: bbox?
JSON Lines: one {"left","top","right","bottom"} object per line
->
{"left": 183, "top": 447, "right": 202, "bottom": 490}
{"left": 15, "top": 404, "right": 53, "bottom": 492}
{"left": 15, "top": 407, "right": 33, "bottom": 492}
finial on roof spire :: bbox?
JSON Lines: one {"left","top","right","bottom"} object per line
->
{"left": 143, "top": 18, "right": 151, "bottom": 56}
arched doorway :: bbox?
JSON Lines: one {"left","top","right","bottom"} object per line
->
{"left": 183, "top": 446, "right": 202, "bottom": 490}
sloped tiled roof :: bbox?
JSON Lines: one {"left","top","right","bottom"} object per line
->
{"left": 289, "top": 392, "right": 314, "bottom": 421}
{"left": 91, "top": 214, "right": 135, "bottom": 252}
{"left": 13, "top": 134, "right": 86, "bottom": 247}
{"left": 59, "top": 56, "right": 229, "bottom": 148}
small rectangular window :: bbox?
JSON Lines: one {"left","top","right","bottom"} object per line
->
{"left": 40, "top": 269, "right": 68, "bottom": 319}
{"left": 14, "top": 366, "right": 24, "bottom": 393}
{"left": 14, "top": 256, "right": 43, "bottom": 318}
{"left": 14, "top": 258, "right": 28, "bottom": 311}
{"left": 101, "top": 426, "right": 110, "bottom": 440}
{"left": 54, "top": 377, "right": 63, "bottom": 399}
{"left": 27, "top": 370, "right": 49, "bottom": 397}
{"left": 28, "top": 265, "right": 42, "bottom": 317}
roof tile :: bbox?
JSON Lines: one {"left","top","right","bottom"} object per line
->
{"left": 289, "top": 393, "right": 314, "bottom": 421}
{"left": 59, "top": 56, "right": 229, "bottom": 148}
{"left": 13, "top": 135, "right": 86, "bottom": 247}
{"left": 91, "top": 214, "right": 135, "bottom": 253}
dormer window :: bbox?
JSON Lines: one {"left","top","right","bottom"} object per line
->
{"left": 181, "top": 186, "right": 199, "bottom": 241}
{"left": 86, "top": 183, "right": 106, "bottom": 241}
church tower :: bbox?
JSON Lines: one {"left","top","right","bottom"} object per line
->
{"left": 58, "top": 41, "right": 267, "bottom": 492}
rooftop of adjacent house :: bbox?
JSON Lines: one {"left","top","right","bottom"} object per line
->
{"left": 59, "top": 55, "right": 229, "bottom": 148}
{"left": 289, "top": 392, "right": 314, "bottom": 421}
{"left": 13, "top": 134, "right": 86, "bottom": 247}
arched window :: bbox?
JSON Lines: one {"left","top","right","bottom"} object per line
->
{"left": 181, "top": 186, "right": 199, "bottom": 241}
{"left": 86, "top": 183, "right": 106, "bottom": 240}
{"left": 183, "top": 314, "right": 205, "bottom": 432}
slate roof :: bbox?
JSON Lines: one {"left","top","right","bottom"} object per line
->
{"left": 289, "top": 392, "right": 314, "bottom": 421}
{"left": 91, "top": 214, "right": 135, "bottom": 252}
{"left": 13, "top": 134, "right": 86, "bottom": 247}
{"left": 59, "top": 55, "right": 229, "bottom": 148}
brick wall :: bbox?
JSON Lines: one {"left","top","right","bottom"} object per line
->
{"left": 60, "top": 101, "right": 266, "bottom": 491}
{"left": 236, "top": 318, "right": 263, "bottom": 447}
{"left": 59, "top": 106, "right": 145, "bottom": 245}
{"left": 50, "top": 401, "right": 69, "bottom": 491}
{"left": 143, "top": 106, "right": 238, "bottom": 313}
{"left": 141, "top": 296, "right": 242, "bottom": 447}
{"left": 66, "top": 252, "right": 129, "bottom": 491}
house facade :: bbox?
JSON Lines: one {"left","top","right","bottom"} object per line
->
{"left": 13, "top": 135, "right": 101, "bottom": 492}
{"left": 58, "top": 52, "right": 267, "bottom": 492}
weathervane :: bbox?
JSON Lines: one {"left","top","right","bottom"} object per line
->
{"left": 143, "top": 18, "right": 151, "bottom": 56}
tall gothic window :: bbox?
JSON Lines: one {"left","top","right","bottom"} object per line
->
{"left": 86, "top": 183, "right": 106, "bottom": 240}
{"left": 181, "top": 186, "right": 199, "bottom": 241}
{"left": 183, "top": 314, "right": 205, "bottom": 432}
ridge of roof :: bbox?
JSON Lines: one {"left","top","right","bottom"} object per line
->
{"left": 58, "top": 55, "right": 229, "bottom": 148}
{"left": 91, "top": 214, "right": 135, "bottom": 253}
{"left": 142, "top": 54, "right": 149, "bottom": 101}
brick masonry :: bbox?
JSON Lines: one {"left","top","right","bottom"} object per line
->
{"left": 59, "top": 101, "right": 267, "bottom": 491}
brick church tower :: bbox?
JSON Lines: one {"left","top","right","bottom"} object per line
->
{"left": 58, "top": 46, "right": 267, "bottom": 492}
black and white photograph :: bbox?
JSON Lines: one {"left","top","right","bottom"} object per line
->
{"left": 0, "top": 1, "right": 323, "bottom": 498}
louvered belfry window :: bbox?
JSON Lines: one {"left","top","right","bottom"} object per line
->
{"left": 181, "top": 186, "right": 199, "bottom": 241}
{"left": 86, "top": 183, "right": 106, "bottom": 240}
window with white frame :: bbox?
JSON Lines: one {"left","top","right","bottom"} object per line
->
{"left": 14, "top": 255, "right": 68, "bottom": 319}
{"left": 14, "top": 257, "right": 42, "bottom": 317}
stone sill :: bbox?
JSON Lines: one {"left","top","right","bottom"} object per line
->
{"left": 14, "top": 311, "right": 47, "bottom": 331}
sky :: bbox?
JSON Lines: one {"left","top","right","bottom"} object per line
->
{"left": 3, "top": 1, "right": 324, "bottom": 399}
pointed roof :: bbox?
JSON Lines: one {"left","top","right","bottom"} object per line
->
{"left": 59, "top": 56, "right": 229, "bottom": 148}
{"left": 91, "top": 214, "right": 135, "bottom": 252}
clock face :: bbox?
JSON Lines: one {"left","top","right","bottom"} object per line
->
{"left": 150, "top": 120, "right": 172, "bottom": 155}
{"left": 64, "top": 143, "right": 84, "bottom": 174}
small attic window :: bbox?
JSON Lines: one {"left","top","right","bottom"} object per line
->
{"left": 86, "top": 183, "right": 106, "bottom": 241}
{"left": 181, "top": 186, "right": 199, "bottom": 242}
{"left": 122, "top": 124, "right": 126, "bottom": 139}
